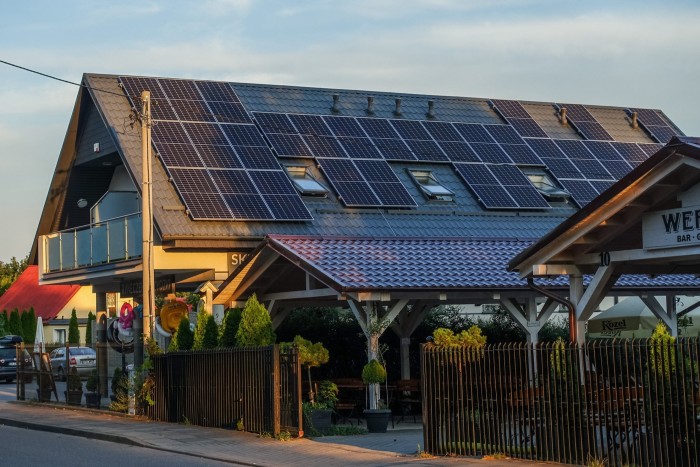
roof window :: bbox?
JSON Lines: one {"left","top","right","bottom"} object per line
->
{"left": 522, "top": 169, "right": 570, "bottom": 201}
{"left": 408, "top": 169, "right": 454, "bottom": 201}
{"left": 285, "top": 166, "right": 328, "bottom": 197}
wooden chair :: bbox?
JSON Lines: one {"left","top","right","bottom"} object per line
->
{"left": 395, "top": 379, "right": 421, "bottom": 423}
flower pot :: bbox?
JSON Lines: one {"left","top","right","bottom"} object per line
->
{"left": 363, "top": 409, "right": 391, "bottom": 433}
{"left": 65, "top": 390, "right": 83, "bottom": 406}
{"left": 85, "top": 391, "right": 101, "bottom": 409}
{"left": 36, "top": 388, "right": 52, "bottom": 402}
{"left": 310, "top": 408, "right": 333, "bottom": 431}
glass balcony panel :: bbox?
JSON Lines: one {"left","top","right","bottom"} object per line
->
{"left": 109, "top": 218, "right": 127, "bottom": 262}
{"left": 91, "top": 224, "right": 109, "bottom": 264}
{"left": 60, "top": 231, "right": 76, "bottom": 270}
{"left": 47, "top": 235, "right": 61, "bottom": 272}
{"left": 127, "top": 216, "right": 142, "bottom": 258}
{"left": 76, "top": 229, "right": 92, "bottom": 267}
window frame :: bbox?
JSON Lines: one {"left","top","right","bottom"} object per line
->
{"left": 284, "top": 165, "right": 329, "bottom": 197}
{"left": 407, "top": 169, "right": 455, "bottom": 202}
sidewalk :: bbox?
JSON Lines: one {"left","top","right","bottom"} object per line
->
{"left": 0, "top": 401, "right": 551, "bottom": 466}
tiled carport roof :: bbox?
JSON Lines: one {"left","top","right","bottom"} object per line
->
{"left": 262, "top": 235, "right": 700, "bottom": 292}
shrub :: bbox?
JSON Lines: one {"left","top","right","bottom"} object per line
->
{"left": 67, "top": 367, "right": 82, "bottom": 392}
{"left": 86, "top": 369, "right": 98, "bottom": 392}
{"left": 236, "top": 294, "right": 275, "bottom": 347}
{"left": 68, "top": 308, "right": 80, "bottom": 344}
{"left": 195, "top": 314, "right": 218, "bottom": 350}
{"left": 219, "top": 308, "right": 242, "bottom": 347}
{"left": 170, "top": 317, "right": 194, "bottom": 351}
{"left": 85, "top": 312, "right": 95, "bottom": 345}
{"left": 8, "top": 308, "right": 21, "bottom": 336}
{"left": 316, "top": 380, "right": 338, "bottom": 409}
{"left": 292, "top": 335, "right": 329, "bottom": 403}
{"left": 361, "top": 359, "right": 386, "bottom": 384}
{"left": 112, "top": 367, "right": 128, "bottom": 399}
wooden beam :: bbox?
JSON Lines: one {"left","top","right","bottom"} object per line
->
{"left": 378, "top": 299, "right": 409, "bottom": 334}
{"left": 348, "top": 300, "right": 368, "bottom": 336}
{"left": 261, "top": 287, "right": 339, "bottom": 302}
{"left": 537, "top": 298, "right": 559, "bottom": 323}
{"left": 576, "top": 264, "right": 618, "bottom": 321}
{"left": 499, "top": 298, "right": 528, "bottom": 332}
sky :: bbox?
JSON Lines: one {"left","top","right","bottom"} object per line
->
{"left": 0, "top": 0, "right": 698, "bottom": 263}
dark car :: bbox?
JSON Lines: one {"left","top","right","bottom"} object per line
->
{"left": 0, "top": 346, "right": 32, "bottom": 383}
{"left": 49, "top": 347, "right": 96, "bottom": 380}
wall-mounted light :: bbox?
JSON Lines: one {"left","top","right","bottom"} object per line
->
{"left": 77, "top": 198, "right": 88, "bottom": 208}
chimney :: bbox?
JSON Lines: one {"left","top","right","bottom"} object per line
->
{"left": 631, "top": 111, "right": 638, "bottom": 129}
{"left": 559, "top": 107, "right": 568, "bottom": 126}
{"left": 394, "top": 98, "right": 402, "bottom": 117}
{"left": 426, "top": 100, "right": 435, "bottom": 119}
{"left": 331, "top": 94, "right": 340, "bottom": 114}
{"left": 366, "top": 96, "right": 375, "bottom": 115}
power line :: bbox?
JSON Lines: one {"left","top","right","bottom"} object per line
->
{"left": 0, "top": 59, "right": 126, "bottom": 98}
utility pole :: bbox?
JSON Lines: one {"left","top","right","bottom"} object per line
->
{"left": 138, "top": 90, "right": 154, "bottom": 367}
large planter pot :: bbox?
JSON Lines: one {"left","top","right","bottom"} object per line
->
{"left": 65, "top": 390, "right": 83, "bottom": 406}
{"left": 36, "top": 388, "right": 52, "bottom": 402}
{"left": 310, "top": 408, "right": 333, "bottom": 431}
{"left": 363, "top": 409, "right": 391, "bottom": 433}
{"left": 85, "top": 392, "right": 101, "bottom": 409}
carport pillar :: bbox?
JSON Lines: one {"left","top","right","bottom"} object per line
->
{"left": 399, "top": 337, "right": 411, "bottom": 380}
{"left": 569, "top": 274, "right": 585, "bottom": 343}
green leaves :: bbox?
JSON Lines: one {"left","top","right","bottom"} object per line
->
{"left": 236, "top": 294, "right": 275, "bottom": 347}
{"left": 68, "top": 308, "right": 80, "bottom": 344}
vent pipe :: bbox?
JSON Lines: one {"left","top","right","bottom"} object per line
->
{"left": 366, "top": 96, "right": 375, "bottom": 115}
{"left": 559, "top": 107, "right": 568, "bottom": 126}
{"left": 631, "top": 111, "right": 638, "bottom": 129}
{"left": 426, "top": 100, "right": 435, "bottom": 119}
{"left": 394, "top": 98, "right": 402, "bottom": 116}
{"left": 331, "top": 94, "right": 340, "bottom": 114}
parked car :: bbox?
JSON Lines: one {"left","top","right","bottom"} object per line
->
{"left": 0, "top": 346, "right": 32, "bottom": 383}
{"left": 49, "top": 347, "right": 96, "bottom": 380}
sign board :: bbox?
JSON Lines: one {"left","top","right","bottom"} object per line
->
{"left": 643, "top": 204, "right": 700, "bottom": 249}
{"left": 587, "top": 316, "right": 641, "bottom": 334}
{"left": 227, "top": 251, "right": 251, "bottom": 275}
{"left": 120, "top": 275, "right": 174, "bottom": 298}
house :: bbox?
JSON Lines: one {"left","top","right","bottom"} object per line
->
{"left": 28, "top": 74, "right": 696, "bottom": 376}
{"left": 0, "top": 265, "right": 95, "bottom": 343}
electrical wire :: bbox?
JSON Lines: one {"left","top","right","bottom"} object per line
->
{"left": 0, "top": 59, "right": 126, "bottom": 98}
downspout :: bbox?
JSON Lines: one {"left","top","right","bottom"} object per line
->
{"left": 527, "top": 277, "right": 577, "bottom": 343}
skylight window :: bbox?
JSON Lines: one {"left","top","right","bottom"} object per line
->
{"left": 285, "top": 166, "right": 328, "bottom": 196}
{"left": 408, "top": 170, "right": 454, "bottom": 201}
{"left": 522, "top": 169, "right": 570, "bottom": 201}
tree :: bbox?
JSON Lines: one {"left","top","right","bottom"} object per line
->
{"left": 8, "top": 309, "right": 21, "bottom": 336}
{"left": 236, "top": 294, "right": 275, "bottom": 347}
{"left": 68, "top": 308, "right": 80, "bottom": 344}
{"left": 0, "top": 311, "right": 6, "bottom": 336}
{"left": 193, "top": 312, "right": 218, "bottom": 350}
{"left": 292, "top": 335, "right": 329, "bottom": 404}
{"left": 219, "top": 308, "right": 241, "bottom": 347}
{"left": 85, "top": 312, "right": 95, "bottom": 345}
{"left": 0, "top": 256, "right": 28, "bottom": 297}
{"left": 169, "top": 317, "right": 194, "bottom": 352}
{"left": 21, "top": 308, "right": 36, "bottom": 344}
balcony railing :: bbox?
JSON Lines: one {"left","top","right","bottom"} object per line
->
{"left": 42, "top": 213, "right": 142, "bottom": 273}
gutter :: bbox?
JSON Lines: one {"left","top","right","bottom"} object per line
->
{"left": 527, "top": 277, "right": 577, "bottom": 342}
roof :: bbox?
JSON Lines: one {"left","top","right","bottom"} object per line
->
{"left": 509, "top": 137, "right": 700, "bottom": 277}
{"left": 0, "top": 266, "right": 80, "bottom": 321}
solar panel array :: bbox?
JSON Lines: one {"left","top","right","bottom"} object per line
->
{"left": 119, "top": 76, "right": 667, "bottom": 213}
{"left": 628, "top": 108, "right": 680, "bottom": 144}
{"left": 119, "top": 77, "right": 312, "bottom": 221}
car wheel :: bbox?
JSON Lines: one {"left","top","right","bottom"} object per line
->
{"left": 57, "top": 368, "right": 65, "bottom": 382}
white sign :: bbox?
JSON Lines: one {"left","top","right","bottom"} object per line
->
{"left": 643, "top": 204, "right": 700, "bottom": 249}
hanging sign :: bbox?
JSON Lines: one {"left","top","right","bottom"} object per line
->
{"left": 643, "top": 204, "right": 700, "bottom": 249}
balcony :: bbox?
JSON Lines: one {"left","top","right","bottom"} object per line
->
{"left": 41, "top": 213, "right": 142, "bottom": 273}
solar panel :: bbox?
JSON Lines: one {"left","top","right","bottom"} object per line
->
{"left": 119, "top": 77, "right": 166, "bottom": 103}
{"left": 180, "top": 192, "right": 233, "bottom": 220}
{"left": 221, "top": 124, "right": 267, "bottom": 147}
{"left": 266, "top": 133, "right": 314, "bottom": 158}
{"left": 490, "top": 99, "right": 531, "bottom": 119}
{"left": 249, "top": 170, "right": 298, "bottom": 195}
{"left": 338, "top": 137, "right": 383, "bottom": 159}
{"left": 209, "top": 169, "right": 257, "bottom": 194}
{"left": 508, "top": 185, "right": 551, "bottom": 208}
{"left": 470, "top": 142, "right": 512, "bottom": 164}
{"left": 152, "top": 121, "right": 189, "bottom": 144}
{"left": 303, "top": 135, "right": 347, "bottom": 158}
{"left": 372, "top": 138, "right": 416, "bottom": 161}
{"left": 354, "top": 159, "right": 416, "bottom": 207}
{"left": 452, "top": 163, "right": 498, "bottom": 185}
{"left": 170, "top": 99, "right": 216, "bottom": 123}
{"left": 638, "top": 143, "right": 663, "bottom": 156}
{"left": 525, "top": 138, "right": 566, "bottom": 158}
{"left": 289, "top": 114, "right": 333, "bottom": 136}
{"left": 253, "top": 112, "right": 297, "bottom": 134}
{"left": 508, "top": 118, "right": 549, "bottom": 138}
{"left": 630, "top": 108, "right": 668, "bottom": 127}
{"left": 207, "top": 101, "right": 252, "bottom": 124}
{"left": 645, "top": 125, "right": 677, "bottom": 144}
{"left": 357, "top": 118, "right": 401, "bottom": 139}
{"left": 541, "top": 157, "right": 583, "bottom": 179}
{"left": 222, "top": 193, "right": 274, "bottom": 220}
{"left": 557, "top": 179, "right": 598, "bottom": 207}
{"left": 466, "top": 183, "right": 518, "bottom": 209}
{"left": 263, "top": 194, "right": 314, "bottom": 221}
{"left": 404, "top": 140, "right": 449, "bottom": 162}
{"left": 582, "top": 141, "right": 623, "bottom": 160}
{"left": 390, "top": 119, "right": 432, "bottom": 140}
{"left": 575, "top": 159, "right": 613, "bottom": 180}
{"left": 600, "top": 160, "right": 632, "bottom": 179}
{"left": 235, "top": 146, "right": 280, "bottom": 170}
{"left": 500, "top": 144, "right": 542, "bottom": 166}
{"left": 422, "top": 121, "right": 463, "bottom": 142}
{"left": 438, "top": 141, "right": 480, "bottom": 162}
{"left": 158, "top": 79, "right": 202, "bottom": 100}
{"left": 554, "top": 140, "right": 594, "bottom": 159}
{"left": 453, "top": 123, "right": 495, "bottom": 143}
{"left": 558, "top": 104, "right": 595, "bottom": 122}
{"left": 181, "top": 122, "right": 229, "bottom": 146}
{"left": 323, "top": 116, "right": 366, "bottom": 137}
{"left": 572, "top": 121, "right": 613, "bottom": 141}
{"left": 169, "top": 167, "right": 217, "bottom": 195}
{"left": 484, "top": 125, "right": 526, "bottom": 145}
{"left": 590, "top": 180, "right": 615, "bottom": 195}
{"left": 150, "top": 101, "right": 178, "bottom": 121}
{"left": 316, "top": 158, "right": 364, "bottom": 181}
{"left": 611, "top": 142, "right": 647, "bottom": 163}
{"left": 154, "top": 142, "right": 205, "bottom": 168}
{"left": 333, "top": 181, "right": 382, "bottom": 206}
{"left": 196, "top": 81, "right": 240, "bottom": 103}
{"left": 193, "top": 144, "right": 242, "bottom": 169}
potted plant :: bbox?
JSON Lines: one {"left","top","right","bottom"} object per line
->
{"left": 111, "top": 367, "right": 128, "bottom": 403}
{"left": 291, "top": 335, "right": 335, "bottom": 430}
{"left": 64, "top": 367, "right": 83, "bottom": 405}
{"left": 362, "top": 358, "right": 391, "bottom": 433}
{"left": 36, "top": 368, "right": 53, "bottom": 402}
{"left": 308, "top": 380, "right": 338, "bottom": 431}
{"left": 85, "top": 369, "right": 100, "bottom": 409}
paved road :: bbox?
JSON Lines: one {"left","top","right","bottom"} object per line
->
{"left": 0, "top": 379, "right": 68, "bottom": 402}
{"left": 0, "top": 424, "right": 233, "bottom": 466}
